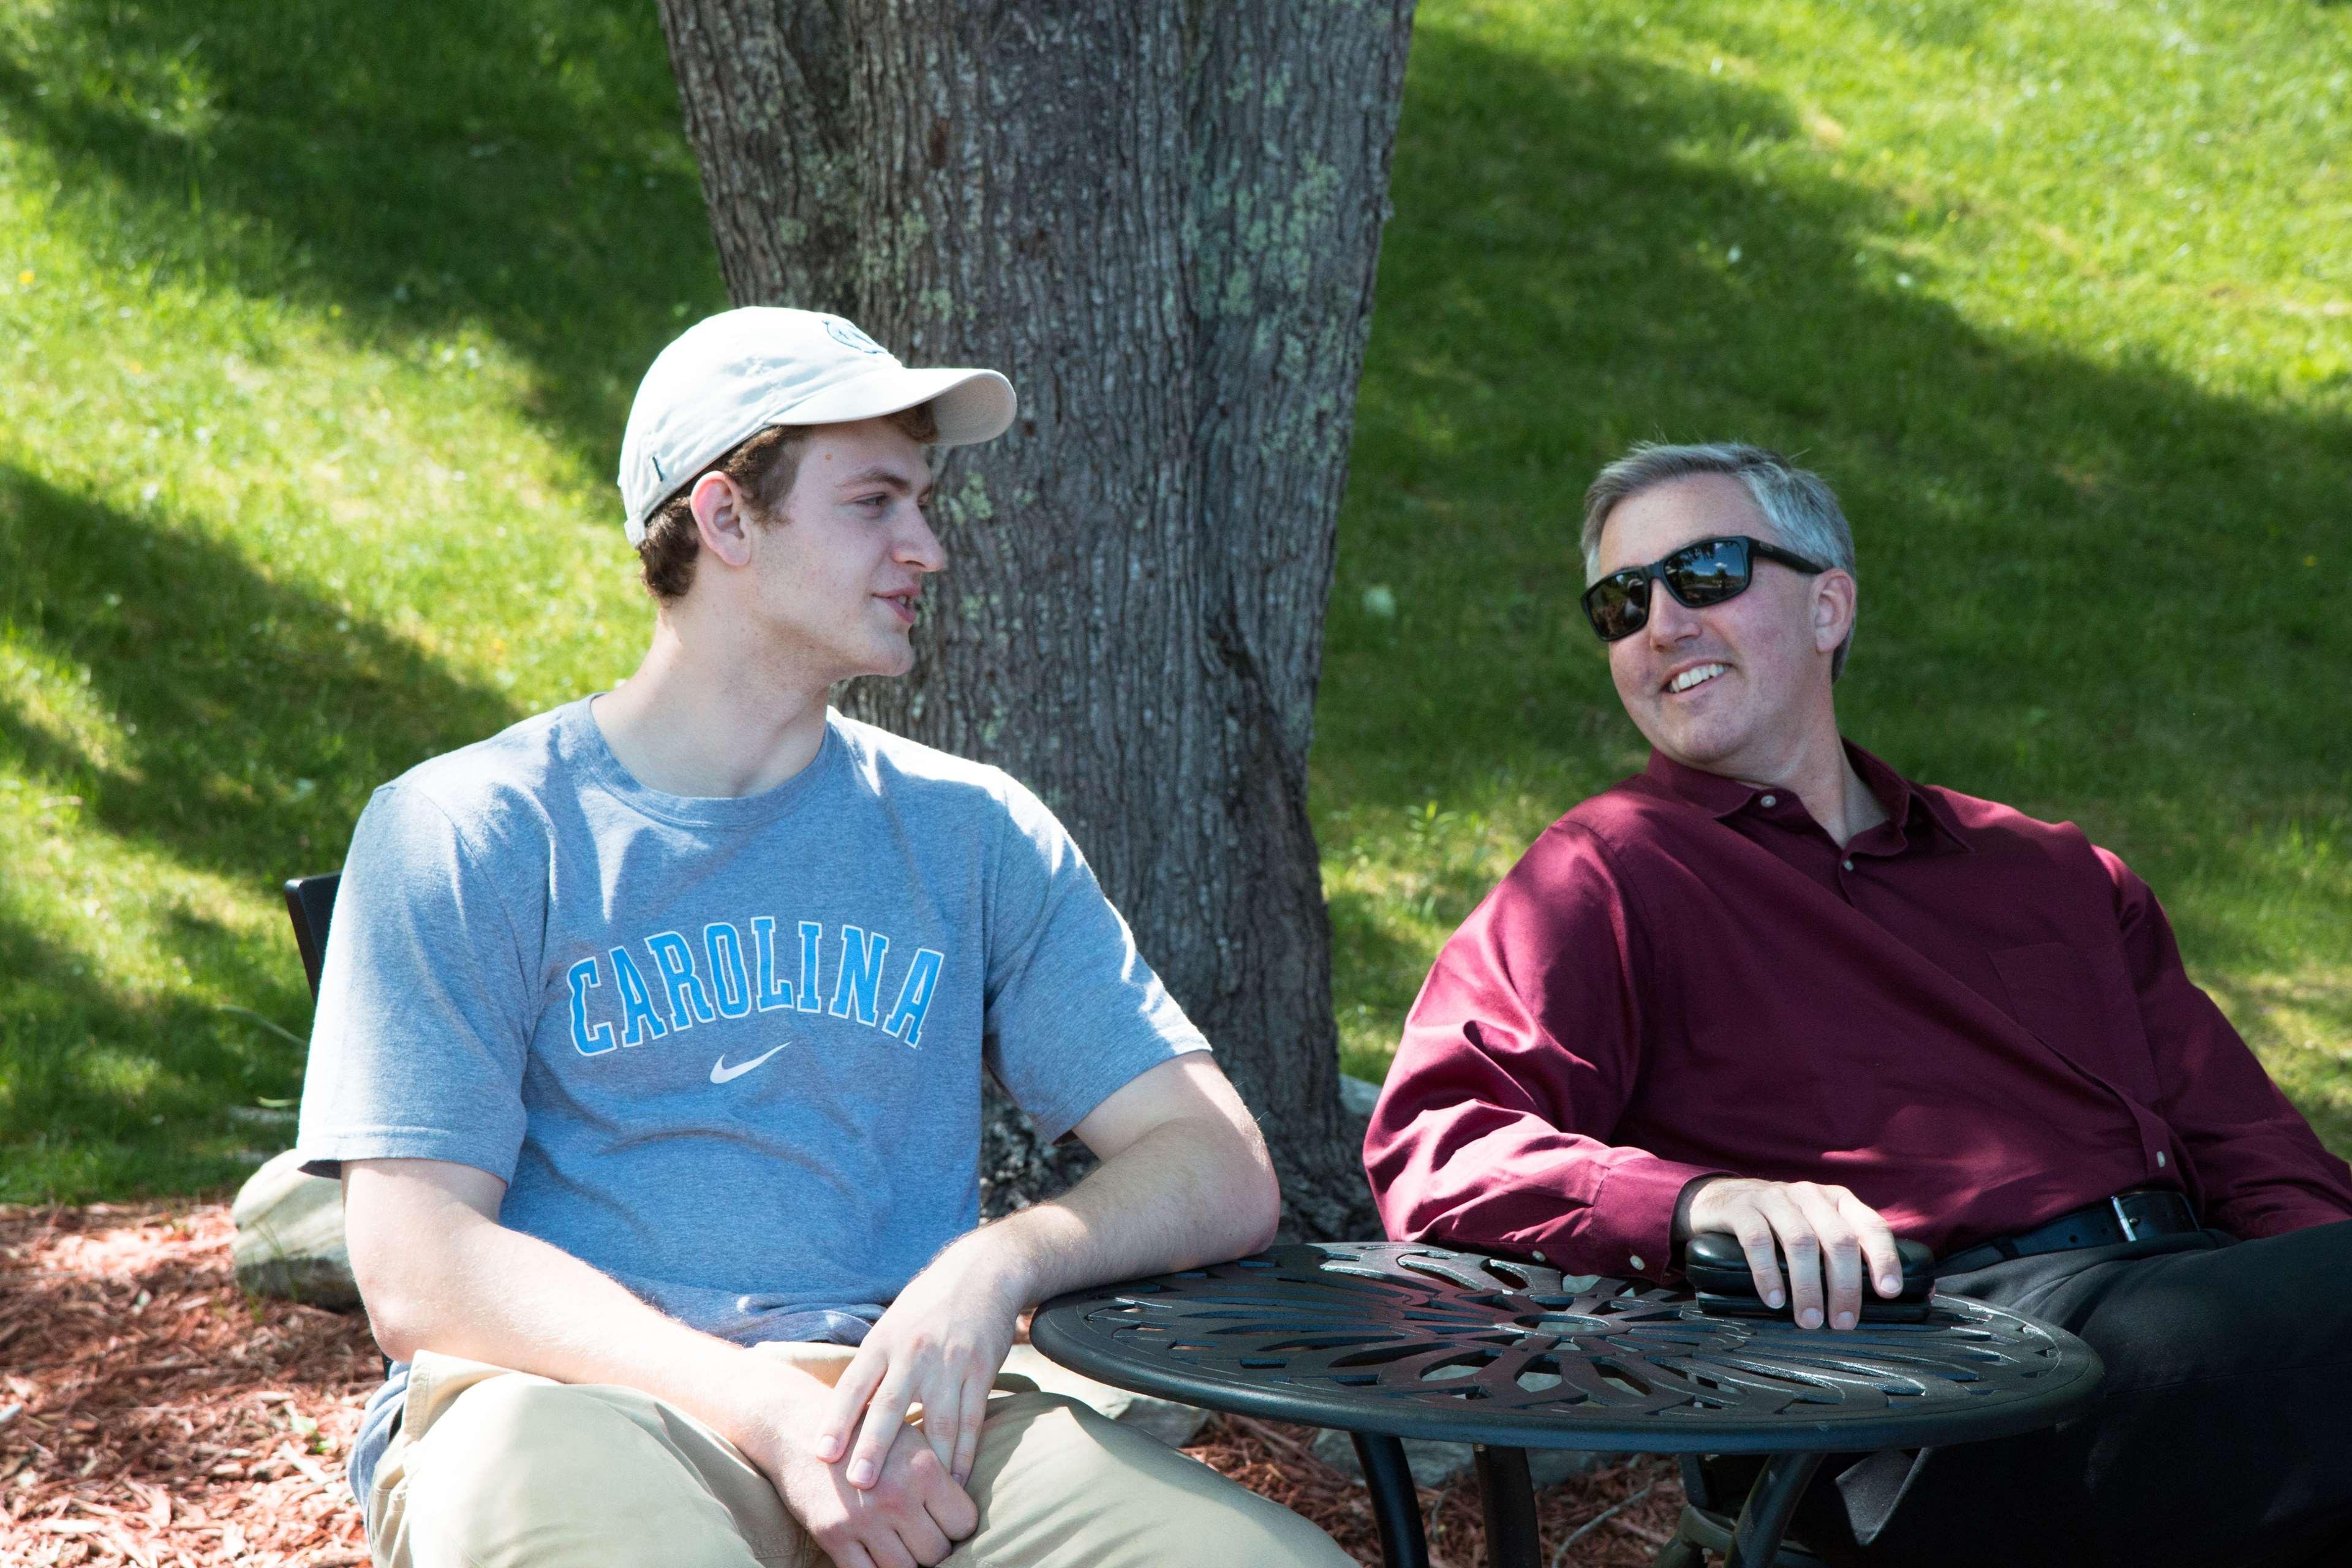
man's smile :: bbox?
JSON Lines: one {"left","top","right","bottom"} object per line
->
{"left": 1665, "top": 660, "right": 1730, "bottom": 696}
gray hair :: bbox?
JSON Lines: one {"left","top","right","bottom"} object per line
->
{"left": 1580, "top": 442, "right": 1859, "bottom": 680}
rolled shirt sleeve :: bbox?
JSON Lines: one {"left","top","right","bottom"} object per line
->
{"left": 1365, "top": 822, "right": 1724, "bottom": 1279}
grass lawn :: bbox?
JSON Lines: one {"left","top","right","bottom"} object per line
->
{"left": 3, "top": 0, "right": 2348, "bottom": 1199}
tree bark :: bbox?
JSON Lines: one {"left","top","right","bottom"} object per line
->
{"left": 657, "top": 0, "right": 1415, "bottom": 1238}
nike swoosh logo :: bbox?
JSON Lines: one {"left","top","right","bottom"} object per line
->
{"left": 709, "top": 1043, "right": 789, "bottom": 1085}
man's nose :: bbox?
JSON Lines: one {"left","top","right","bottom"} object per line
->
{"left": 1644, "top": 579, "right": 1702, "bottom": 646}
{"left": 899, "top": 511, "right": 948, "bottom": 574}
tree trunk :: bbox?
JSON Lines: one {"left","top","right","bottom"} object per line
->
{"left": 656, "top": 0, "right": 1415, "bottom": 1239}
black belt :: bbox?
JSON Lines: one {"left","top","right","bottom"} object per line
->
{"left": 1939, "top": 1189, "right": 2199, "bottom": 1275}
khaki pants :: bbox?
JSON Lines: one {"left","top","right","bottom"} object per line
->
{"left": 364, "top": 1346, "right": 1352, "bottom": 1568}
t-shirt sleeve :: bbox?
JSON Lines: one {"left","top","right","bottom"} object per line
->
{"left": 293, "top": 780, "right": 533, "bottom": 1183}
{"left": 979, "top": 777, "right": 1208, "bottom": 1144}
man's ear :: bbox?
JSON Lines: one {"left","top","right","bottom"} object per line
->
{"left": 1812, "top": 569, "right": 1858, "bottom": 657}
{"left": 690, "top": 473, "right": 756, "bottom": 570}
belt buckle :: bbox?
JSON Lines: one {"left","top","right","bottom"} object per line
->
{"left": 2109, "top": 1194, "right": 2141, "bottom": 1243}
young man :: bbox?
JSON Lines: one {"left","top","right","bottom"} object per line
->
{"left": 1365, "top": 442, "right": 2352, "bottom": 1566}
{"left": 296, "top": 307, "right": 1350, "bottom": 1568}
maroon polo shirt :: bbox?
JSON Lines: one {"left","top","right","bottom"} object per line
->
{"left": 1365, "top": 744, "right": 2352, "bottom": 1280}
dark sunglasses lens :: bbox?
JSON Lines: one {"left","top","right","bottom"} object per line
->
{"left": 1662, "top": 538, "right": 1752, "bottom": 606}
{"left": 1583, "top": 574, "right": 1649, "bottom": 641}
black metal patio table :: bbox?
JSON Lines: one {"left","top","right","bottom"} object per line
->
{"left": 1030, "top": 1242, "right": 2103, "bottom": 1568}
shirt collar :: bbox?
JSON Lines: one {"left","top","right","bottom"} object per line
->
{"left": 1642, "top": 742, "right": 1973, "bottom": 855}
{"left": 1845, "top": 742, "right": 1973, "bottom": 855}
{"left": 1642, "top": 748, "right": 1756, "bottom": 818}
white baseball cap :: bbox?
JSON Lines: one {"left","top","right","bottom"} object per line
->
{"left": 616, "top": 307, "right": 1018, "bottom": 544}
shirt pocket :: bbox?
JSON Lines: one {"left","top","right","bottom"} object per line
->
{"left": 1987, "top": 940, "right": 2159, "bottom": 1104}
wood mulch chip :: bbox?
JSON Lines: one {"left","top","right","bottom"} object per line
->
{"left": 1, "top": 1202, "right": 1684, "bottom": 1567}
{"left": 1, "top": 1202, "right": 377, "bottom": 1568}
{"left": 1185, "top": 1414, "right": 1687, "bottom": 1567}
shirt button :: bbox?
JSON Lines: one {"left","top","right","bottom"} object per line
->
{"left": 2156, "top": 1151, "right": 2168, "bottom": 1167}
{"left": 1628, "top": 1254, "right": 1646, "bottom": 1272}
{"left": 1841, "top": 858, "right": 1855, "bottom": 871}
{"left": 1760, "top": 794, "right": 1777, "bottom": 807}
{"left": 1531, "top": 1250, "right": 1546, "bottom": 1262}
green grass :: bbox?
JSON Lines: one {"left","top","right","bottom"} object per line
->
{"left": 1321, "top": 0, "right": 2352, "bottom": 1143}
{"left": 3, "top": 0, "right": 2348, "bottom": 1199}
{"left": 0, "top": 0, "right": 725, "bottom": 1195}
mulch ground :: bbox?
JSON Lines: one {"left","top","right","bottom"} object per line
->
{"left": 1, "top": 1202, "right": 1686, "bottom": 1567}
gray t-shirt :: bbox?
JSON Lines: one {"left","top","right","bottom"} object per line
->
{"left": 296, "top": 696, "right": 1207, "bottom": 1499}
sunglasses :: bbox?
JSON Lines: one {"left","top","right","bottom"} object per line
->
{"left": 1581, "top": 535, "right": 1828, "bottom": 643}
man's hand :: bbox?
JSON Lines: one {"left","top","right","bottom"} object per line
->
{"left": 1685, "top": 1177, "right": 1904, "bottom": 1331}
{"left": 728, "top": 1362, "right": 978, "bottom": 1568}
{"left": 813, "top": 1055, "right": 1273, "bottom": 1492}
{"left": 817, "top": 1241, "right": 1025, "bottom": 1492}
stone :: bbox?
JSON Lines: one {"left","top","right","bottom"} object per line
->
{"left": 999, "top": 1344, "right": 1209, "bottom": 1447}
{"left": 1308, "top": 1427, "right": 1607, "bottom": 1490}
{"left": 231, "top": 1149, "right": 362, "bottom": 1311}
{"left": 1338, "top": 1073, "right": 1383, "bottom": 1118}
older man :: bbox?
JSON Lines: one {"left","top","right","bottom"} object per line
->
{"left": 1364, "top": 442, "right": 2352, "bottom": 1566}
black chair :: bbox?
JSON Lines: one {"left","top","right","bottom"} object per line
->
{"left": 284, "top": 869, "right": 392, "bottom": 1371}
{"left": 284, "top": 872, "right": 340, "bottom": 1000}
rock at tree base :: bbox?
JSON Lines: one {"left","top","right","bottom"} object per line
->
{"left": 999, "top": 1346, "right": 1209, "bottom": 1447}
{"left": 232, "top": 1149, "right": 361, "bottom": 1311}
{"left": 1309, "top": 1427, "right": 1606, "bottom": 1490}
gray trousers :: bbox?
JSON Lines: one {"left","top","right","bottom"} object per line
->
{"left": 1793, "top": 1219, "right": 2352, "bottom": 1567}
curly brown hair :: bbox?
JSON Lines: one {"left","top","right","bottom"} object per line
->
{"left": 635, "top": 401, "right": 941, "bottom": 603}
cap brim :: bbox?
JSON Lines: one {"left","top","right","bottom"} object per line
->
{"left": 778, "top": 366, "right": 1017, "bottom": 448}
{"left": 620, "top": 364, "right": 1017, "bottom": 544}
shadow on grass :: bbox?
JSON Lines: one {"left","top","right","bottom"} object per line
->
{"left": 0, "top": 1, "right": 709, "bottom": 1198}
{"left": 0, "top": 0, "right": 727, "bottom": 467}
{"left": 0, "top": 466, "right": 519, "bottom": 882}
{"left": 0, "top": 902, "right": 289, "bottom": 1200}
{"left": 3, "top": 5, "right": 2345, "bottom": 1166}
{"left": 0, "top": 467, "right": 520, "bottom": 1195}
{"left": 1326, "top": 883, "right": 1465, "bottom": 1066}
{"left": 2198, "top": 969, "right": 2352, "bottom": 1154}
{"left": 1314, "top": 18, "right": 2351, "bottom": 1126}
{"left": 1320, "top": 19, "right": 2351, "bottom": 967}
{"left": 7, "top": 3, "right": 2342, "bottom": 850}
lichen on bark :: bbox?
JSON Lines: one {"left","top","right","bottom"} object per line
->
{"left": 657, "top": 0, "right": 1417, "bottom": 1237}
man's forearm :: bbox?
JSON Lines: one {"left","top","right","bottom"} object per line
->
{"left": 943, "top": 1112, "right": 1280, "bottom": 1309}
{"left": 810, "top": 1057, "right": 1283, "bottom": 1491}
{"left": 348, "top": 1172, "right": 826, "bottom": 1444}
{"left": 353, "top": 1163, "right": 986, "bottom": 1557}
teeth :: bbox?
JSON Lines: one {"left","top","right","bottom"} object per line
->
{"left": 1670, "top": 663, "right": 1727, "bottom": 694}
